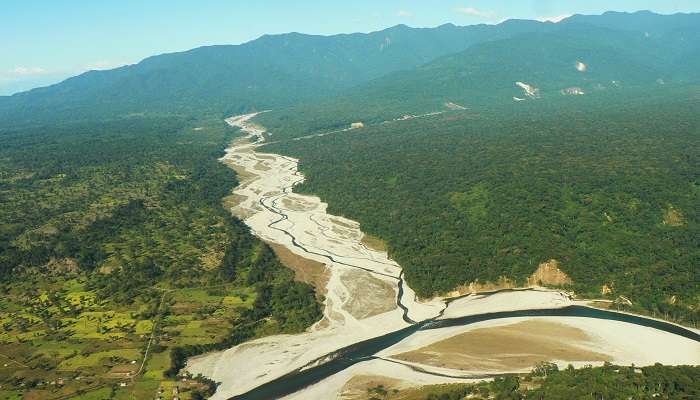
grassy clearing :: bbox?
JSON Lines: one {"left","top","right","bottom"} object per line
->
{"left": 71, "top": 387, "right": 113, "bottom": 400}
{"left": 0, "top": 275, "right": 257, "bottom": 399}
{"left": 58, "top": 348, "right": 141, "bottom": 370}
{"left": 0, "top": 390, "right": 23, "bottom": 399}
{"left": 360, "top": 234, "right": 388, "bottom": 252}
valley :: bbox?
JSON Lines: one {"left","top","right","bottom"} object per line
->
{"left": 2, "top": 8, "right": 699, "bottom": 400}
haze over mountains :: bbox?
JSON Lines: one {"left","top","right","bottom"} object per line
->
{"left": 2, "top": 10, "right": 699, "bottom": 127}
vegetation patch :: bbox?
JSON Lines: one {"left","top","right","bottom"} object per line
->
{"left": 0, "top": 116, "right": 322, "bottom": 399}
{"left": 413, "top": 363, "right": 700, "bottom": 400}
{"left": 268, "top": 242, "right": 329, "bottom": 295}
{"left": 663, "top": 205, "right": 686, "bottom": 227}
{"left": 361, "top": 234, "right": 388, "bottom": 252}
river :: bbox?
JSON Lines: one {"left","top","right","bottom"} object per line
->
{"left": 230, "top": 305, "right": 700, "bottom": 400}
{"left": 186, "top": 113, "right": 700, "bottom": 400}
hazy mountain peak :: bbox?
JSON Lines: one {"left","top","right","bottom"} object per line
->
{"left": 386, "top": 23, "right": 411, "bottom": 31}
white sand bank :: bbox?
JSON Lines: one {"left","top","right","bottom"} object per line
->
{"left": 287, "top": 315, "right": 699, "bottom": 399}
{"left": 439, "top": 289, "right": 573, "bottom": 320}
{"left": 382, "top": 317, "right": 700, "bottom": 369}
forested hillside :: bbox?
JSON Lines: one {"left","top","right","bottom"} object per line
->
{"left": 0, "top": 19, "right": 557, "bottom": 127}
{"left": 249, "top": 12, "right": 700, "bottom": 327}
{"left": 0, "top": 118, "right": 320, "bottom": 398}
{"left": 265, "top": 88, "right": 700, "bottom": 326}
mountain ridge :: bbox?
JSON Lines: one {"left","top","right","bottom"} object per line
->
{"left": 2, "top": 10, "right": 698, "bottom": 128}
{"left": 0, "top": 17, "right": 564, "bottom": 126}
{"left": 3, "top": 10, "right": 695, "bottom": 100}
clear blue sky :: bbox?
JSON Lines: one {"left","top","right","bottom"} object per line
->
{"left": 2, "top": 0, "right": 699, "bottom": 95}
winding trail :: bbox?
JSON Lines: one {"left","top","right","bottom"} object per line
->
{"left": 186, "top": 113, "right": 700, "bottom": 400}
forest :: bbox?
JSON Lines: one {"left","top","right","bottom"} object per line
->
{"left": 264, "top": 88, "right": 699, "bottom": 326}
{"left": 0, "top": 116, "right": 321, "bottom": 399}
{"left": 403, "top": 363, "right": 700, "bottom": 400}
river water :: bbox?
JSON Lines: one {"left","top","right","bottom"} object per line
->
{"left": 230, "top": 305, "right": 700, "bottom": 400}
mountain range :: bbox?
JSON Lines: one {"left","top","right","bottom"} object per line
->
{"left": 3, "top": 10, "right": 699, "bottom": 128}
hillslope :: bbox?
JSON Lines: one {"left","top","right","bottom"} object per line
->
{"left": 0, "top": 19, "right": 555, "bottom": 127}
{"left": 257, "top": 11, "right": 700, "bottom": 139}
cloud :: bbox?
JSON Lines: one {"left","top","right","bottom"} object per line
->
{"left": 536, "top": 14, "right": 572, "bottom": 23}
{"left": 84, "top": 61, "right": 125, "bottom": 71}
{"left": 1, "top": 61, "right": 130, "bottom": 95}
{"left": 455, "top": 6, "right": 494, "bottom": 19}
{"left": 3, "top": 61, "right": 129, "bottom": 84}
{"left": 397, "top": 10, "right": 413, "bottom": 18}
{"left": 10, "top": 66, "right": 47, "bottom": 76}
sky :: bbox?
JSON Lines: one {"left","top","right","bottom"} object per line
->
{"left": 2, "top": 0, "right": 699, "bottom": 95}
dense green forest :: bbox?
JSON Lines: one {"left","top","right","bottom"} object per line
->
{"left": 0, "top": 117, "right": 321, "bottom": 399}
{"left": 400, "top": 363, "right": 700, "bottom": 400}
{"left": 265, "top": 89, "right": 700, "bottom": 326}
